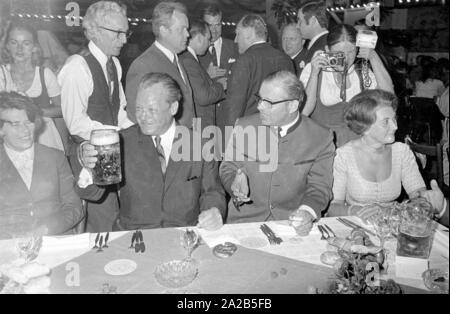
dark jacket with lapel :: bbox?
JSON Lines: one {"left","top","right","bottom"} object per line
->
{"left": 198, "top": 37, "right": 238, "bottom": 76}
{"left": 125, "top": 43, "right": 195, "bottom": 127}
{"left": 78, "top": 125, "right": 226, "bottom": 230}
{"left": 0, "top": 144, "right": 83, "bottom": 237}
{"left": 223, "top": 42, "right": 295, "bottom": 128}
{"left": 297, "top": 33, "right": 328, "bottom": 75}
{"left": 179, "top": 50, "right": 225, "bottom": 127}
{"left": 220, "top": 114, "right": 335, "bottom": 223}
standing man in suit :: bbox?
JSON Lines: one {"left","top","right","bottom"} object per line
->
{"left": 179, "top": 20, "right": 225, "bottom": 128}
{"left": 57, "top": 1, "right": 133, "bottom": 232}
{"left": 78, "top": 73, "right": 226, "bottom": 231}
{"left": 220, "top": 71, "right": 334, "bottom": 235}
{"left": 126, "top": 1, "right": 195, "bottom": 128}
{"left": 296, "top": 1, "right": 329, "bottom": 75}
{"left": 0, "top": 92, "right": 83, "bottom": 238}
{"left": 223, "top": 14, "right": 294, "bottom": 131}
{"left": 281, "top": 23, "right": 305, "bottom": 76}
{"left": 199, "top": 4, "right": 238, "bottom": 133}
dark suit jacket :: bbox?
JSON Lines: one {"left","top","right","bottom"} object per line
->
{"left": 220, "top": 114, "right": 335, "bottom": 223}
{"left": 179, "top": 50, "right": 225, "bottom": 127}
{"left": 78, "top": 125, "right": 226, "bottom": 230}
{"left": 297, "top": 33, "right": 328, "bottom": 75}
{"left": 125, "top": 42, "right": 195, "bottom": 127}
{"left": 223, "top": 43, "right": 295, "bottom": 128}
{"left": 0, "top": 144, "right": 83, "bottom": 237}
{"left": 198, "top": 37, "right": 238, "bottom": 76}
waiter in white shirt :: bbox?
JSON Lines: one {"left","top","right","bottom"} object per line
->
{"left": 57, "top": 1, "right": 133, "bottom": 232}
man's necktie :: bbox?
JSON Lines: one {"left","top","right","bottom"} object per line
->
{"left": 210, "top": 45, "right": 218, "bottom": 66}
{"left": 172, "top": 56, "right": 186, "bottom": 85}
{"left": 106, "top": 58, "right": 114, "bottom": 101}
{"left": 155, "top": 136, "right": 166, "bottom": 175}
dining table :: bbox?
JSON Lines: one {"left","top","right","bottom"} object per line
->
{"left": 1, "top": 217, "right": 448, "bottom": 294}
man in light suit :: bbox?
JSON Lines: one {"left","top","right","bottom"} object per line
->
{"left": 79, "top": 73, "right": 225, "bottom": 231}
{"left": 223, "top": 14, "right": 294, "bottom": 131}
{"left": 198, "top": 4, "right": 238, "bottom": 132}
{"left": 0, "top": 92, "right": 83, "bottom": 239}
{"left": 126, "top": 1, "right": 195, "bottom": 127}
{"left": 179, "top": 20, "right": 225, "bottom": 128}
{"left": 296, "top": 1, "right": 329, "bottom": 74}
{"left": 220, "top": 71, "right": 334, "bottom": 236}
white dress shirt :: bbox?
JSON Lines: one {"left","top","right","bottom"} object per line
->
{"left": 152, "top": 120, "right": 176, "bottom": 165}
{"left": 307, "top": 30, "right": 328, "bottom": 50}
{"left": 209, "top": 37, "right": 223, "bottom": 67}
{"left": 57, "top": 41, "right": 133, "bottom": 140}
{"left": 187, "top": 46, "right": 199, "bottom": 62}
{"left": 154, "top": 41, "right": 187, "bottom": 85}
{"left": 278, "top": 113, "right": 318, "bottom": 220}
{"left": 4, "top": 143, "right": 34, "bottom": 190}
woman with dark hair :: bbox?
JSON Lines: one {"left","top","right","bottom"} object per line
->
{"left": 0, "top": 21, "right": 66, "bottom": 152}
{"left": 414, "top": 62, "right": 445, "bottom": 99}
{"left": 328, "top": 89, "right": 426, "bottom": 218}
{"left": 300, "top": 24, "right": 394, "bottom": 147}
{"left": 0, "top": 91, "right": 83, "bottom": 239}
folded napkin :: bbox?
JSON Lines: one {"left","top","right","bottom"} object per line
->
{"left": 395, "top": 256, "right": 429, "bottom": 280}
{"left": 196, "top": 226, "right": 239, "bottom": 248}
{"left": 78, "top": 168, "right": 93, "bottom": 188}
{"left": 42, "top": 233, "right": 91, "bottom": 251}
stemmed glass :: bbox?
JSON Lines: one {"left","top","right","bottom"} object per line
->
{"left": 366, "top": 205, "right": 393, "bottom": 250}
{"left": 180, "top": 229, "right": 199, "bottom": 263}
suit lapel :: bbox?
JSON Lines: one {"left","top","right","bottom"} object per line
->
{"left": 164, "top": 125, "right": 186, "bottom": 192}
{"left": 29, "top": 145, "right": 45, "bottom": 195}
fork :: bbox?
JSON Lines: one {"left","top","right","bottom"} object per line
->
{"left": 323, "top": 224, "right": 336, "bottom": 237}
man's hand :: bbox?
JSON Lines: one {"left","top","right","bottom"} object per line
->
{"left": 217, "top": 77, "right": 227, "bottom": 90}
{"left": 357, "top": 47, "right": 375, "bottom": 60}
{"left": 289, "top": 209, "right": 315, "bottom": 236}
{"left": 197, "top": 207, "right": 223, "bottom": 231}
{"left": 79, "top": 142, "right": 98, "bottom": 169}
{"left": 420, "top": 180, "right": 445, "bottom": 217}
{"left": 231, "top": 168, "right": 250, "bottom": 203}
{"left": 207, "top": 62, "right": 227, "bottom": 79}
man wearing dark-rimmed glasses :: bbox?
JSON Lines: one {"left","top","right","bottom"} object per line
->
{"left": 58, "top": 1, "right": 134, "bottom": 232}
{"left": 220, "top": 71, "right": 335, "bottom": 236}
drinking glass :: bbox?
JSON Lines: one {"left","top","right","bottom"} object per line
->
{"left": 180, "top": 229, "right": 199, "bottom": 262}
{"left": 90, "top": 129, "right": 122, "bottom": 185}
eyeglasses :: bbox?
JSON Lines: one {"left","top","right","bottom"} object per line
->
{"left": 98, "top": 26, "right": 133, "bottom": 39}
{"left": 255, "top": 94, "right": 298, "bottom": 106}
{"left": 205, "top": 22, "right": 222, "bottom": 28}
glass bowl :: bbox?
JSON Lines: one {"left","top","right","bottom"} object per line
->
{"left": 422, "top": 269, "right": 449, "bottom": 294}
{"left": 154, "top": 260, "right": 198, "bottom": 289}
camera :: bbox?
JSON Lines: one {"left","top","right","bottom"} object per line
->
{"left": 319, "top": 52, "right": 346, "bottom": 71}
{"left": 356, "top": 30, "right": 378, "bottom": 49}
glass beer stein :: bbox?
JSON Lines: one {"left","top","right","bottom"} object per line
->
{"left": 396, "top": 198, "right": 435, "bottom": 259}
{"left": 90, "top": 129, "right": 122, "bottom": 185}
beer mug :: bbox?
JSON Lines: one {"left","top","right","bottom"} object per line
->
{"left": 90, "top": 129, "right": 122, "bottom": 185}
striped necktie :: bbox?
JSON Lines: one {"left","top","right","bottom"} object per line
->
{"left": 210, "top": 45, "right": 218, "bottom": 66}
{"left": 155, "top": 136, "right": 166, "bottom": 175}
{"left": 106, "top": 58, "right": 114, "bottom": 101}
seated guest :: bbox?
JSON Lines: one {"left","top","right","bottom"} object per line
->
{"left": 220, "top": 71, "right": 335, "bottom": 236}
{"left": 0, "top": 92, "right": 83, "bottom": 238}
{"left": 78, "top": 73, "right": 226, "bottom": 231}
{"left": 329, "top": 89, "right": 426, "bottom": 219}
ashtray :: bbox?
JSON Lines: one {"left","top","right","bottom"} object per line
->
{"left": 422, "top": 269, "right": 449, "bottom": 294}
{"left": 154, "top": 260, "right": 198, "bottom": 288}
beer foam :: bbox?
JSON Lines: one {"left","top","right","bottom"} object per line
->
{"left": 90, "top": 130, "right": 119, "bottom": 145}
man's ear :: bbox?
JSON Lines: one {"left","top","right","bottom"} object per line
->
{"left": 288, "top": 100, "right": 300, "bottom": 113}
{"left": 170, "top": 101, "right": 179, "bottom": 116}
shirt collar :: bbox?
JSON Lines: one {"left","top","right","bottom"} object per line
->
{"left": 211, "top": 37, "right": 223, "bottom": 51}
{"left": 187, "top": 46, "right": 199, "bottom": 62}
{"left": 88, "top": 41, "right": 109, "bottom": 66}
{"left": 249, "top": 40, "right": 266, "bottom": 49}
{"left": 155, "top": 40, "right": 176, "bottom": 63}
{"left": 308, "top": 30, "right": 328, "bottom": 50}
{"left": 291, "top": 48, "right": 303, "bottom": 59}
{"left": 3, "top": 143, "right": 34, "bottom": 161}
{"left": 152, "top": 119, "right": 176, "bottom": 146}
{"left": 278, "top": 113, "right": 300, "bottom": 137}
